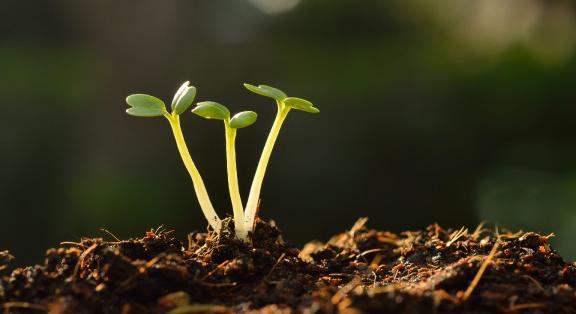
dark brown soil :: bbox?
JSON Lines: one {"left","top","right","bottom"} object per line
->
{"left": 1, "top": 218, "right": 575, "bottom": 314}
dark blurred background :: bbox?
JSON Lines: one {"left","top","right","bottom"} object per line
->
{"left": 1, "top": 0, "right": 576, "bottom": 266}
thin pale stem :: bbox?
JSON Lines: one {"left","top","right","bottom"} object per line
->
{"left": 244, "top": 106, "right": 290, "bottom": 230}
{"left": 166, "top": 114, "right": 221, "bottom": 232}
{"left": 224, "top": 124, "right": 247, "bottom": 240}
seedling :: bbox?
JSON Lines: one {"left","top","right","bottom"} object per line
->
{"left": 191, "top": 101, "right": 257, "bottom": 240}
{"left": 126, "top": 82, "right": 222, "bottom": 232}
{"left": 242, "top": 84, "right": 319, "bottom": 234}
{"left": 125, "top": 81, "right": 318, "bottom": 242}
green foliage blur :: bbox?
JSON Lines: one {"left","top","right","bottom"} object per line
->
{"left": 1, "top": 0, "right": 576, "bottom": 264}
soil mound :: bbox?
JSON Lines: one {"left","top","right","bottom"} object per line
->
{"left": 1, "top": 218, "right": 575, "bottom": 313}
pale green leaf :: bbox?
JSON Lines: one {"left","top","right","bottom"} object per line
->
{"left": 229, "top": 111, "right": 257, "bottom": 129}
{"left": 126, "top": 94, "right": 166, "bottom": 110}
{"left": 192, "top": 101, "right": 230, "bottom": 120}
{"left": 126, "top": 107, "right": 166, "bottom": 117}
{"left": 171, "top": 81, "right": 189, "bottom": 108}
{"left": 173, "top": 84, "right": 197, "bottom": 115}
{"left": 284, "top": 97, "right": 319, "bottom": 113}
{"left": 302, "top": 106, "right": 320, "bottom": 113}
{"left": 243, "top": 83, "right": 287, "bottom": 101}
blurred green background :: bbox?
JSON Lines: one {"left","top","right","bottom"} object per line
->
{"left": 1, "top": 0, "right": 576, "bottom": 265}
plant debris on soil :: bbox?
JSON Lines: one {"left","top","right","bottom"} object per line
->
{"left": 1, "top": 217, "right": 575, "bottom": 314}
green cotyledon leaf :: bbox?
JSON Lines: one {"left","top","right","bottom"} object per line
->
{"left": 243, "top": 83, "right": 287, "bottom": 101}
{"left": 171, "top": 81, "right": 197, "bottom": 115}
{"left": 126, "top": 107, "right": 166, "bottom": 117}
{"left": 192, "top": 101, "right": 230, "bottom": 120}
{"left": 171, "top": 81, "right": 189, "bottom": 109}
{"left": 126, "top": 94, "right": 166, "bottom": 110}
{"left": 229, "top": 111, "right": 257, "bottom": 128}
{"left": 283, "top": 97, "right": 319, "bottom": 113}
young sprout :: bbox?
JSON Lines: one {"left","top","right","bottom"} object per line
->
{"left": 125, "top": 82, "right": 222, "bottom": 232}
{"left": 191, "top": 101, "right": 257, "bottom": 240}
{"left": 242, "top": 84, "right": 319, "bottom": 234}
{"left": 125, "top": 81, "right": 317, "bottom": 242}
